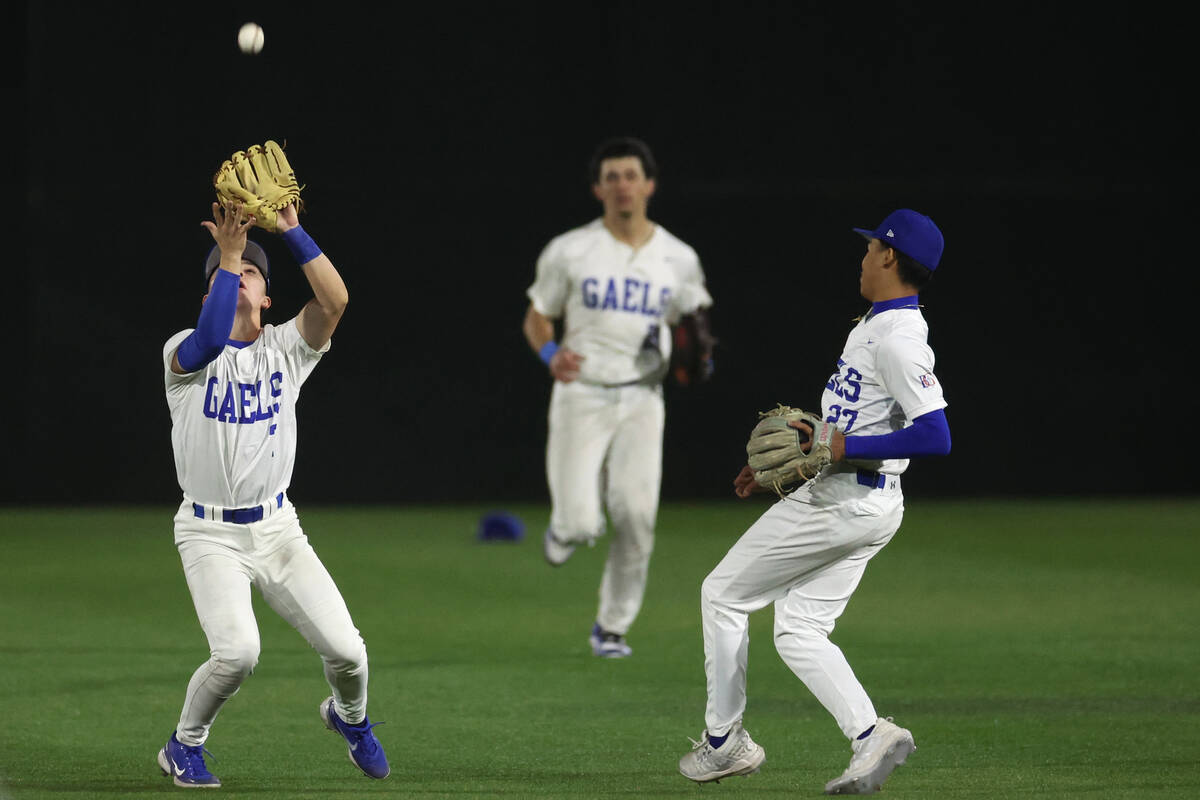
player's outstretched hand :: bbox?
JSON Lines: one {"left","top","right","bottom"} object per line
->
{"left": 201, "top": 201, "right": 254, "bottom": 263}
{"left": 273, "top": 203, "right": 299, "bottom": 233}
{"left": 733, "top": 465, "right": 764, "bottom": 498}
{"left": 550, "top": 347, "right": 584, "bottom": 383}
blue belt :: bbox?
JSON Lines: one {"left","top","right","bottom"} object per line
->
{"left": 856, "top": 469, "right": 887, "bottom": 489}
{"left": 193, "top": 493, "right": 284, "bottom": 524}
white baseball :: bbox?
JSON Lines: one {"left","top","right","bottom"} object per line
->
{"left": 237, "top": 22, "right": 265, "bottom": 55}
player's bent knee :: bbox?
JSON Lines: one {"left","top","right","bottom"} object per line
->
{"left": 605, "top": 499, "right": 657, "bottom": 531}
{"left": 323, "top": 636, "right": 368, "bottom": 673}
{"left": 700, "top": 571, "right": 759, "bottom": 617}
{"left": 608, "top": 532, "right": 654, "bottom": 561}
{"left": 700, "top": 574, "right": 726, "bottom": 609}
{"left": 774, "top": 616, "right": 834, "bottom": 643}
{"left": 773, "top": 626, "right": 840, "bottom": 667}
{"left": 627, "top": 540, "right": 654, "bottom": 562}
{"left": 212, "top": 645, "right": 260, "bottom": 680}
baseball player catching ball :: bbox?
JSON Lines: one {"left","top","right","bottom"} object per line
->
{"left": 157, "top": 197, "right": 389, "bottom": 787}
{"left": 677, "top": 209, "right": 952, "bottom": 794}
{"left": 522, "top": 137, "right": 713, "bottom": 658}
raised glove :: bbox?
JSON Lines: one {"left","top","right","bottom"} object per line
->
{"left": 746, "top": 404, "right": 835, "bottom": 496}
{"left": 213, "top": 140, "right": 303, "bottom": 233}
{"left": 670, "top": 310, "right": 717, "bottom": 387}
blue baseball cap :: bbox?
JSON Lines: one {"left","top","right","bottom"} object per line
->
{"left": 477, "top": 512, "right": 525, "bottom": 542}
{"left": 204, "top": 239, "right": 270, "bottom": 289}
{"left": 853, "top": 209, "right": 944, "bottom": 271}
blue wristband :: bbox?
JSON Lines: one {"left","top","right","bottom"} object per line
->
{"left": 281, "top": 225, "right": 323, "bottom": 265}
{"left": 538, "top": 341, "right": 559, "bottom": 365}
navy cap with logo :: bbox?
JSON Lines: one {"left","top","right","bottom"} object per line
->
{"left": 204, "top": 240, "right": 270, "bottom": 290}
{"left": 853, "top": 209, "right": 944, "bottom": 271}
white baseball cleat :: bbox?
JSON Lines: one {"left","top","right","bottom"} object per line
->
{"left": 823, "top": 717, "right": 915, "bottom": 795}
{"left": 678, "top": 722, "right": 765, "bottom": 783}
{"left": 543, "top": 527, "right": 576, "bottom": 566}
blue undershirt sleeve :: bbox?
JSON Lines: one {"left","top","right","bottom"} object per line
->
{"left": 843, "top": 408, "right": 951, "bottom": 461}
{"left": 175, "top": 269, "right": 239, "bottom": 372}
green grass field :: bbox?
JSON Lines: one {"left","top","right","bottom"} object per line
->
{"left": 1, "top": 499, "right": 1198, "bottom": 799}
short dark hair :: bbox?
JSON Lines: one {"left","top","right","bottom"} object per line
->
{"left": 889, "top": 246, "right": 933, "bottom": 290}
{"left": 588, "top": 137, "right": 658, "bottom": 184}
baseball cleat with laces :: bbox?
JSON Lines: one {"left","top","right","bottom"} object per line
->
{"left": 320, "top": 696, "right": 390, "bottom": 779}
{"left": 157, "top": 731, "right": 221, "bottom": 788}
{"left": 823, "top": 716, "right": 915, "bottom": 795}
{"left": 589, "top": 623, "right": 633, "bottom": 658}
{"left": 678, "top": 721, "right": 766, "bottom": 783}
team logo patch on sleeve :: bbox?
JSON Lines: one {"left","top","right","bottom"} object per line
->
{"left": 919, "top": 373, "right": 937, "bottom": 388}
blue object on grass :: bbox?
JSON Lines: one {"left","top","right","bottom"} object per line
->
{"left": 478, "top": 512, "right": 525, "bottom": 542}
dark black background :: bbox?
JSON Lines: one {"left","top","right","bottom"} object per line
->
{"left": 10, "top": 1, "right": 1190, "bottom": 505}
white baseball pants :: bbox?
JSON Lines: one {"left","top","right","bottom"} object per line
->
{"left": 700, "top": 470, "right": 904, "bottom": 740}
{"left": 546, "top": 380, "right": 664, "bottom": 635}
{"left": 171, "top": 499, "right": 369, "bottom": 746}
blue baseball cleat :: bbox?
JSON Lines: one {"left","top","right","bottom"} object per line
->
{"left": 320, "top": 696, "right": 390, "bottom": 779}
{"left": 590, "top": 622, "right": 633, "bottom": 658}
{"left": 157, "top": 731, "right": 220, "bottom": 788}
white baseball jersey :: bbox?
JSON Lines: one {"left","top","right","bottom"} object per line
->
{"left": 527, "top": 218, "right": 712, "bottom": 386}
{"left": 821, "top": 303, "right": 946, "bottom": 476}
{"left": 162, "top": 318, "right": 328, "bottom": 508}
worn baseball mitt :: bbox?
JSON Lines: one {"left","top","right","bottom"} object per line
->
{"left": 670, "top": 310, "right": 717, "bottom": 387}
{"left": 746, "top": 404, "right": 835, "bottom": 496}
{"left": 213, "top": 140, "right": 303, "bottom": 233}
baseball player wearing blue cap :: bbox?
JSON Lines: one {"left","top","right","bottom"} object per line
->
{"left": 157, "top": 201, "right": 388, "bottom": 787}
{"left": 523, "top": 137, "right": 713, "bottom": 658}
{"left": 679, "top": 209, "right": 951, "bottom": 795}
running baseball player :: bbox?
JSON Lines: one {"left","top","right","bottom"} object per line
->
{"left": 156, "top": 200, "right": 389, "bottom": 787}
{"left": 677, "top": 209, "right": 951, "bottom": 794}
{"left": 522, "top": 137, "right": 713, "bottom": 658}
